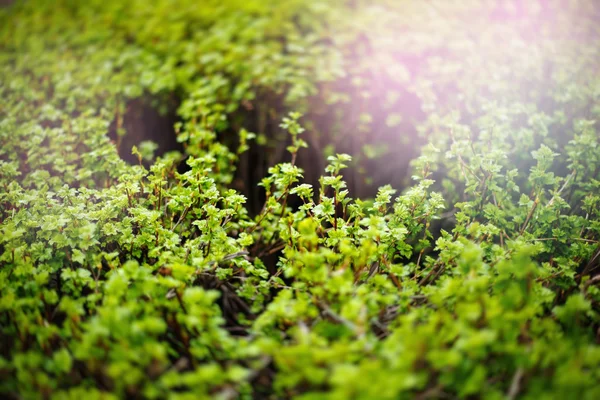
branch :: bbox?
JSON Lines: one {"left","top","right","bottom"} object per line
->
{"left": 507, "top": 368, "right": 524, "bottom": 400}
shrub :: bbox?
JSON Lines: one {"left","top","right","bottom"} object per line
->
{"left": 1, "top": 0, "right": 599, "bottom": 398}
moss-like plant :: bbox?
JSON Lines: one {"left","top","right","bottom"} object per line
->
{"left": 1, "top": 0, "right": 600, "bottom": 398}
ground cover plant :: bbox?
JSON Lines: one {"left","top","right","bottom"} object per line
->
{"left": 1, "top": 0, "right": 600, "bottom": 398}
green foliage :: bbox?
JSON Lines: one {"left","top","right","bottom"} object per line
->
{"left": 1, "top": 0, "right": 600, "bottom": 398}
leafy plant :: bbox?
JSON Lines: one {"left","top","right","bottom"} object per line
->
{"left": 1, "top": 0, "right": 600, "bottom": 399}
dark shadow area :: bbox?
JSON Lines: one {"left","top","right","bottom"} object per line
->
{"left": 108, "top": 86, "right": 424, "bottom": 218}
{"left": 228, "top": 94, "right": 292, "bottom": 216}
{"left": 108, "top": 96, "right": 184, "bottom": 168}
{"left": 229, "top": 73, "right": 426, "bottom": 217}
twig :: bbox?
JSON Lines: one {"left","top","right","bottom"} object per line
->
{"left": 171, "top": 205, "right": 190, "bottom": 232}
{"left": 319, "top": 303, "right": 358, "bottom": 333}
{"left": 520, "top": 196, "right": 539, "bottom": 235}
{"left": 583, "top": 274, "right": 600, "bottom": 295}
{"left": 548, "top": 169, "right": 576, "bottom": 207}
{"left": 507, "top": 368, "right": 524, "bottom": 400}
{"left": 220, "top": 251, "right": 249, "bottom": 263}
{"left": 581, "top": 246, "right": 600, "bottom": 276}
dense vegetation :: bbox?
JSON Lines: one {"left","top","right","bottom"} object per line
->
{"left": 1, "top": 0, "right": 600, "bottom": 398}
